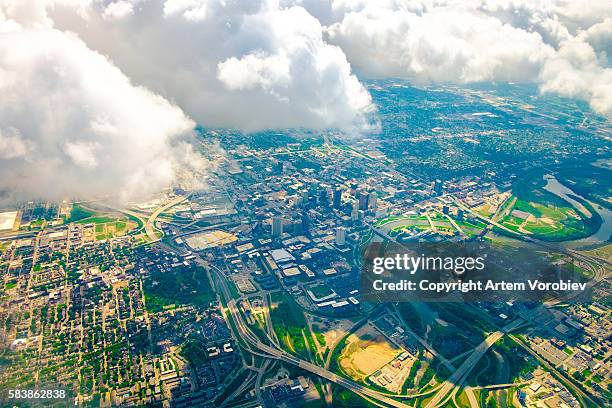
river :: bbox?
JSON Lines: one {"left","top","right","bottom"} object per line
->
{"left": 543, "top": 174, "right": 612, "bottom": 249}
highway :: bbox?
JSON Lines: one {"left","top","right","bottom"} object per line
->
{"left": 391, "top": 304, "right": 455, "bottom": 373}
{"left": 424, "top": 318, "right": 524, "bottom": 408}
{"left": 465, "top": 387, "right": 478, "bottom": 408}
{"left": 424, "top": 331, "right": 504, "bottom": 408}
{"left": 202, "top": 249, "right": 525, "bottom": 407}
{"left": 144, "top": 194, "right": 189, "bottom": 242}
{"left": 204, "top": 258, "right": 414, "bottom": 408}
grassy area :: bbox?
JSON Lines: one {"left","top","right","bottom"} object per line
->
{"left": 144, "top": 265, "right": 215, "bottom": 312}
{"left": 500, "top": 170, "right": 602, "bottom": 241}
{"left": 66, "top": 204, "right": 95, "bottom": 223}
{"left": 65, "top": 204, "right": 141, "bottom": 241}
{"left": 331, "top": 384, "right": 377, "bottom": 408}
{"left": 80, "top": 215, "right": 138, "bottom": 240}
{"left": 269, "top": 292, "right": 309, "bottom": 358}
{"left": 179, "top": 340, "right": 209, "bottom": 367}
{"left": 582, "top": 243, "right": 612, "bottom": 263}
{"left": 401, "top": 359, "right": 421, "bottom": 393}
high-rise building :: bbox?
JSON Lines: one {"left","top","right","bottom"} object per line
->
{"left": 300, "top": 212, "right": 309, "bottom": 234}
{"left": 457, "top": 209, "right": 464, "bottom": 221}
{"left": 358, "top": 191, "right": 369, "bottom": 211}
{"left": 442, "top": 205, "right": 449, "bottom": 215}
{"left": 335, "top": 227, "right": 346, "bottom": 246}
{"left": 272, "top": 216, "right": 283, "bottom": 237}
{"left": 368, "top": 192, "right": 377, "bottom": 210}
{"left": 351, "top": 201, "right": 359, "bottom": 221}
{"left": 333, "top": 188, "right": 343, "bottom": 209}
{"left": 319, "top": 188, "right": 329, "bottom": 207}
{"left": 433, "top": 179, "right": 443, "bottom": 196}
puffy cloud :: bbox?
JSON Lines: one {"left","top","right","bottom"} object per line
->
{"left": 0, "top": 0, "right": 374, "bottom": 203}
{"left": 40, "top": 0, "right": 374, "bottom": 132}
{"left": 102, "top": 1, "right": 136, "bottom": 20}
{"left": 581, "top": 18, "right": 612, "bottom": 66}
{"left": 326, "top": 5, "right": 555, "bottom": 83}
{"left": 540, "top": 38, "right": 612, "bottom": 117}
{"left": 0, "top": 128, "right": 29, "bottom": 159}
{"left": 317, "top": 0, "right": 612, "bottom": 117}
{"left": 0, "top": 26, "right": 208, "bottom": 203}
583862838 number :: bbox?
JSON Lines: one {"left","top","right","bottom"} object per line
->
{"left": 8, "top": 389, "right": 66, "bottom": 399}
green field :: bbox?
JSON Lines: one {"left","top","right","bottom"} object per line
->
{"left": 66, "top": 204, "right": 95, "bottom": 223}
{"left": 66, "top": 205, "right": 139, "bottom": 240}
{"left": 270, "top": 292, "right": 310, "bottom": 358}
{"left": 501, "top": 171, "right": 602, "bottom": 241}
{"left": 144, "top": 265, "right": 215, "bottom": 312}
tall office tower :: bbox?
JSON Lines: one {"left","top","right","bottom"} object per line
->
{"left": 300, "top": 212, "right": 310, "bottom": 234}
{"left": 335, "top": 227, "right": 346, "bottom": 246}
{"left": 351, "top": 200, "right": 359, "bottom": 221}
{"left": 272, "top": 216, "right": 283, "bottom": 237}
{"left": 301, "top": 189, "right": 309, "bottom": 205}
{"left": 333, "top": 188, "right": 343, "bottom": 209}
{"left": 358, "top": 190, "right": 369, "bottom": 211}
{"left": 319, "top": 188, "right": 329, "bottom": 207}
{"left": 369, "top": 192, "right": 378, "bottom": 210}
{"left": 433, "top": 179, "right": 443, "bottom": 196}
{"left": 308, "top": 185, "right": 318, "bottom": 206}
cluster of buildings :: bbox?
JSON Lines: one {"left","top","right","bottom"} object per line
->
{"left": 0, "top": 223, "right": 239, "bottom": 407}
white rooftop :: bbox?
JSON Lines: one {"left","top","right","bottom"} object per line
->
{"left": 0, "top": 211, "right": 17, "bottom": 231}
{"left": 269, "top": 248, "right": 294, "bottom": 263}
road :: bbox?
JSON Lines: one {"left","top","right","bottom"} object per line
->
{"left": 465, "top": 387, "right": 479, "bottom": 408}
{"left": 452, "top": 195, "right": 611, "bottom": 270}
{"left": 391, "top": 305, "right": 455, "bottom": 373}
{"left": 424, "top": 318, "right": 524, "bottom": 408}
{"left": 144, "top": 195, "right": 189, "bottom": 242}
{"left": 205, "top": 258, "right": 414, "bottom": 408}
{"left": 424, "top": 331, "right": 504, "bottom": 408}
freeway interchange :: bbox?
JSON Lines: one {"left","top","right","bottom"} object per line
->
{"left": 200, "top": 251, "right": 533, "bottom": 408}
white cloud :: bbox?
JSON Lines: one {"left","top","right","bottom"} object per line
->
{"left": 327, "top": 5, "right": 555, "bottom": 83}
{"left": 164, "top": 0, "right": 213, "bottom": 20}
{"left": 0, "top": 128, "right": 29, "bottom": 159}
{"left": 218, "top": 52, "right": 291, "bottom": 93}
{"left": 102, "top": 1, "right": 135, "bottom": 20}
{"left": 63, "top": 141, "right": 100, "bottom": 169}
{"left": 316, "top": 0, "right": 612, "bottom": 118}
{"left": 0, "top": 25, "right": 208, "bottom": 202}
{"left": 540, "top": 38, "right": 612, "bottom": 117}
{"left": 581, "top": 18, "right": 612, "bottom": 65}
{"left": 38, "top": 0, "right": 374, "bottom": 132}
